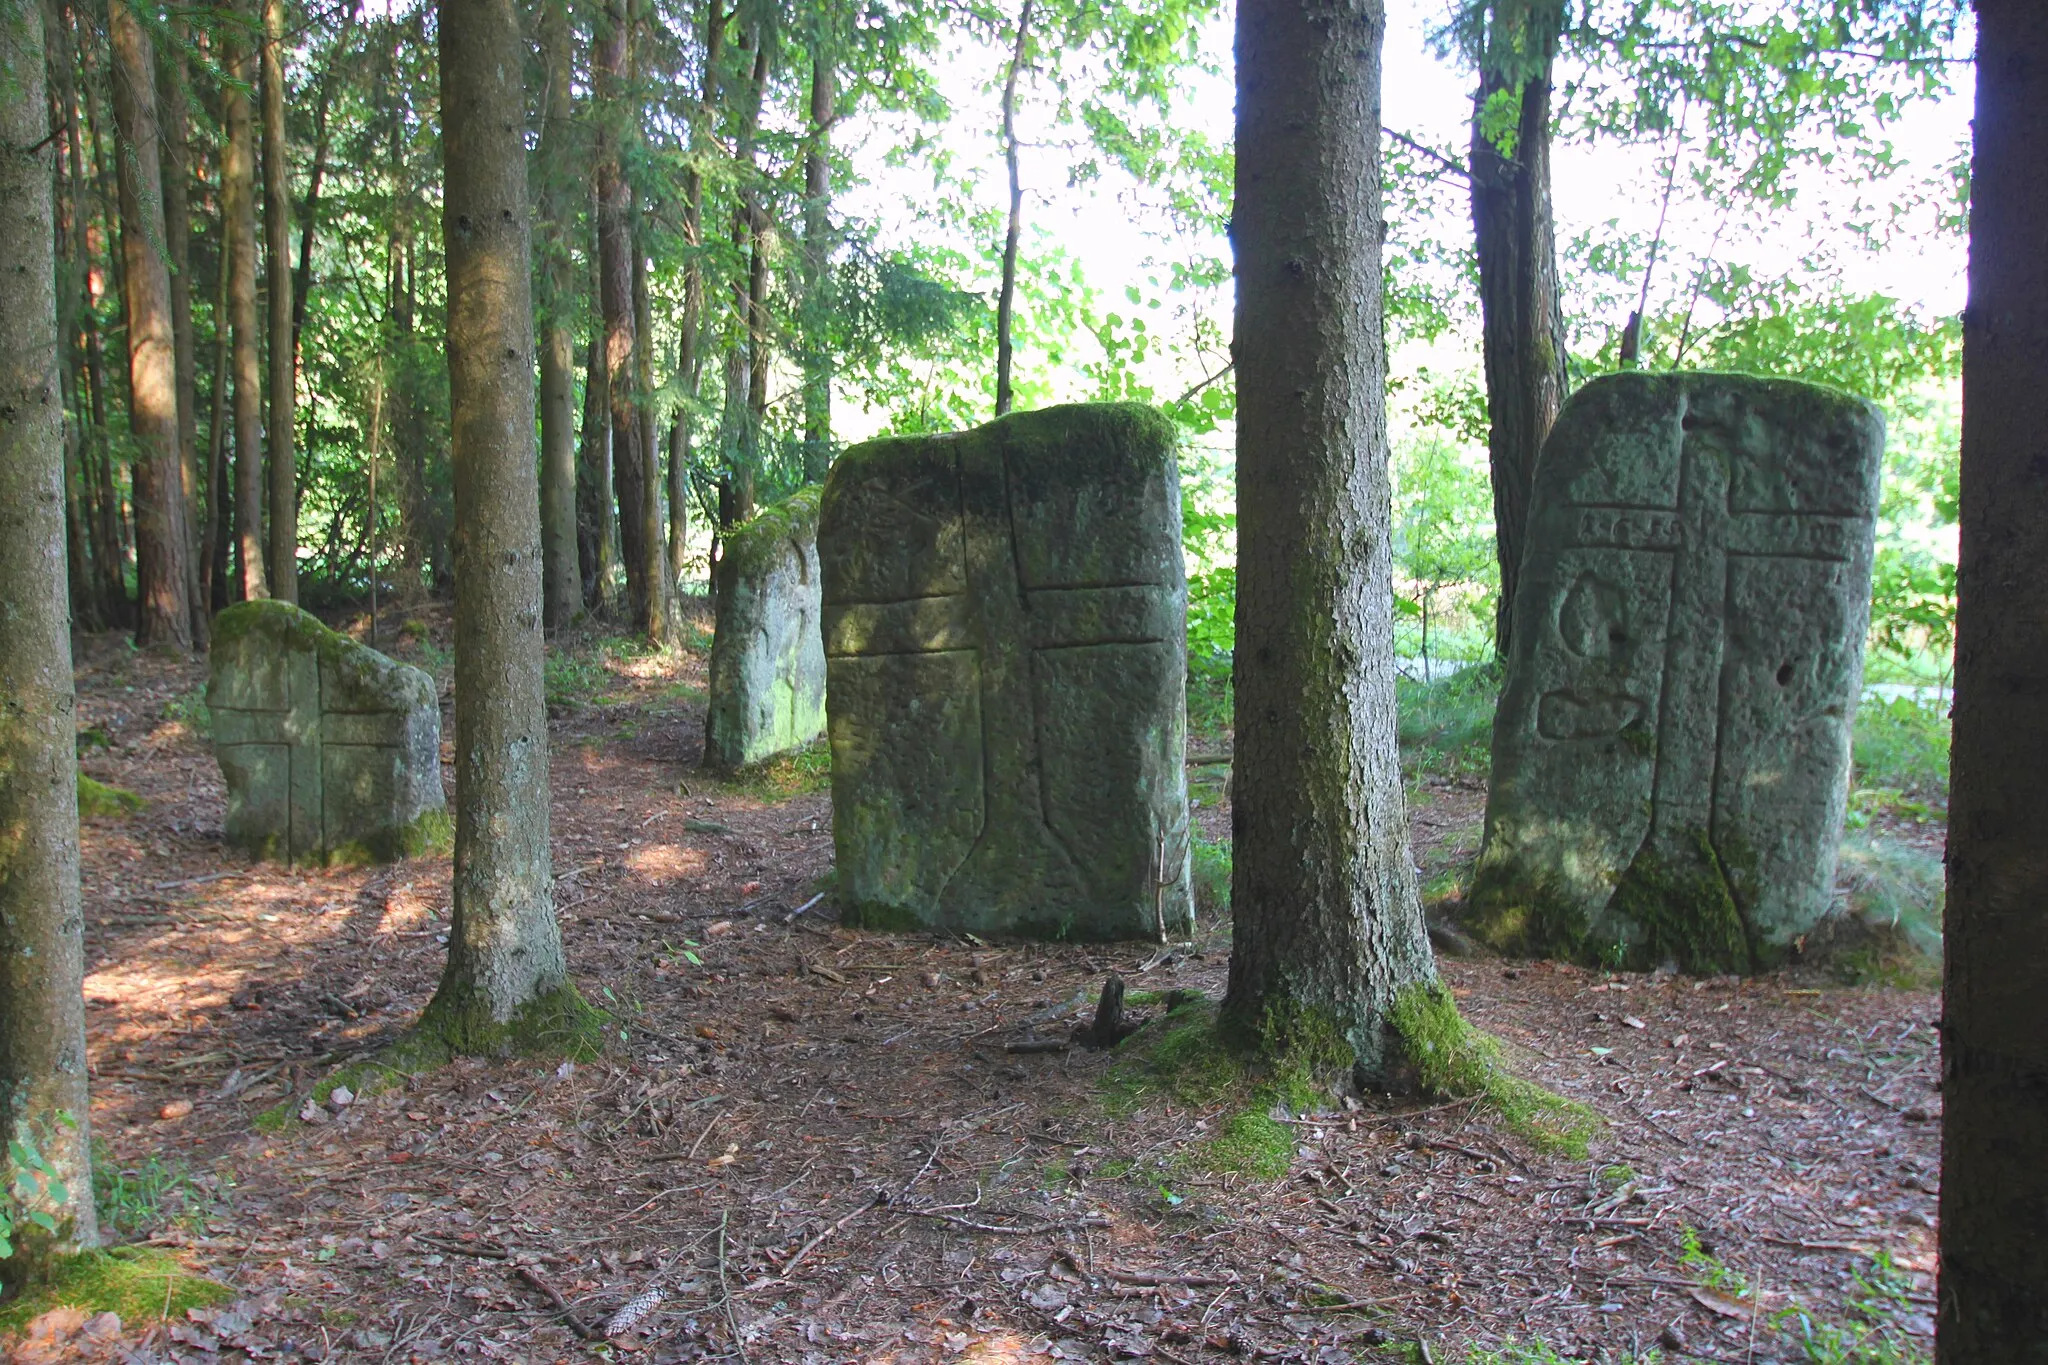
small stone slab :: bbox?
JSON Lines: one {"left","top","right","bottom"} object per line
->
{"left": 705, "top": 486, "right": 828, "bottom": 771}
{"left": 209, "top": 600, "right": 446, "bottom": 865}
{"left": 820, "top": 403, "right": 1193, "bottom": 940}
{"left": 1468, "top": 372, "right": 1885, "bottom": 971}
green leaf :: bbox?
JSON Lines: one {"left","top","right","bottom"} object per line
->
{"left": 28, "top": 1210, "right": 57, "bottom": 1232}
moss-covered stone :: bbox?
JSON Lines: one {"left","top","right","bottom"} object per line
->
{"left": 820, "top": 403, "right": 1193, "bottom": 940}
{"left": 1469, "top": 372, "right": 1884, "bottom": 970}
{"left": 208, "top": 600, "right": 445, "bottom": 867}
{"left": 704, "top": 487, "right": 828, "bottom": 772}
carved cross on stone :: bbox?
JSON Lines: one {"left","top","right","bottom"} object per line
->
{"left": 1471, "top": 374, "right": 1884, "bottom": 971}
{"left": 820, "top": 404, "right": 1193, "bottom": 940}
{"left": 210, "top": 601, "right": 445, "bottom": 866}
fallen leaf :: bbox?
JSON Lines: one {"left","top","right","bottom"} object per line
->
{"left": 707, "top": 1143, "right": 740, "bottom": 1169}
{"left": 1690, "top": 1287, "right": 1753, "bottom": 1319}
{"left": 739, "top": 880, "right": 763, "bottom": 895}
{"left": 1623, "top": 1016, "right": 1646, "bottom": 1029}
{"left": 159, "top": 1099, "right": 194, "bottom": 1120}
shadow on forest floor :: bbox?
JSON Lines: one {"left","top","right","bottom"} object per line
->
{"left": 13, "top": 604, "right": 1939, "bottom": 1365}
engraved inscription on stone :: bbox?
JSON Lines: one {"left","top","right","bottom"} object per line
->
{"left": 210, "top": 600, "right": 445, "bottom": 866}
{"left": 819, "top": 403, "right": 1193, "bottom": 940}
{"left": 1469, "top": 373, "right": 1885, "bottom": 970}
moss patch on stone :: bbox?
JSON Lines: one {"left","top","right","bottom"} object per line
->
{"left": 1609, "top": 829, "right": 1752, "bottom": 974}
{"left": 325, "top": 807, "right": 453, "bottom": 867}
{"left": 1464, "top": 858, "right": 1593, "bottom": 961}
{"left": 721, "top": 485, "right": 822, "bottom": 583}
{"left": 1389, "top": 982, "right": 1600, "bottom": 1158}
{"left": 76, "top": 776, "right": 144, "bottom": 819}
{"left": 0, "top": 1247, "right": 230, "bottom": 1332}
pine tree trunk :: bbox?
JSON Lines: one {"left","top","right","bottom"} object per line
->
{"left": 158, "top": 29, "right": 208, "bottom": 647}
{"left": 593, "top": 0, "right": 654, "bottom": 637}
{"left": 110, "top": 0, "right": 195, "bottom": 650}
{"left": 672, "top": 0, "right": 723, "bottom": 582}
{"left": 224, "top": 21, "right": 267, "bottom": 600}
{"left": 76, "top": 13, "right": 131, "bottom": 625}
{"left": 632, "top": 221, "right": 667, "bottom": 639}
{"left": 994, "top": 0, "right": 1031, "bottom": 417}
{"left": 47, "top": 9, "right": 106, "bottom": 632}
{"left": 1470, "top": 40, "right": 1566, "bottom": 660}
{"left": 424, "top": 0, "right": 576, "bottom": 1043}
{"left": 1223, "top": 0, "right": 1435, "bottom": 1079}
{"left": 204, "top": 261, "right": 232, "bottom": 609}
{"left": 0, "top": 0, "right": 102, "bottom": 1272}
{"left": 716, "top": 37, "right": 770, "bottom": 531}
{"left": 261, "top": 0, "right": 297, "bottom": 603}
{"left": 1939, "top": 4, "right": 2048, "bottom": 1356}
{"left": 534, "top": 0, "right": 581, "bottom": 634}
{"left": 800, "top": 41, "right": 835, "bottom": 481}
{"left": 575, "top": 330, "right": 614, "bottom": 613}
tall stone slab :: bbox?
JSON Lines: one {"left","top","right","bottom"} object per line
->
{"left": 210, "top": 600, "right": 447, "bottom": 865}
{"left": 705, "top": 486, "right": 828, "bottom": 771}
{"left": 1467, "top": 373, "right": 1885, "bottom": 971}
{"left": 820, "top": 403, "right": 1193, "bottom": 939}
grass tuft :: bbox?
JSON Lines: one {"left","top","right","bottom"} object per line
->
{"left": 1396, "top": 662, "right": 1500, "bottom": 781}
{"left": 1389, "top": 982, "right": 1600, "bottom": 1158}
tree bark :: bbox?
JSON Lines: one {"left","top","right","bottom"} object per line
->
{"left": 1939, "top": 4, "right": 2048, "bottom": 1357}
{"left": 423, "top": 0, "right": 576, "bottom": 1043}
{"left": 0, "top": 0, "right": 101, "bottom": 1273}
{"left": 716, "top": 36, "right": 770, "bottom": 530}
{"left": 575, "top": 330, "right": 614, "bottom": 613}
{"left": 224, "top": 19, "right": 267, "bottom": 600}
{"left": 534, "top": 0, "right": 581, "bottom": 633}
{"left": 110, "top": 0, "right": 195, "bottom": 650}
{"left": 632, "top": 217, "right": 667, "bottom": 638}
{"left": 672, "top": 0, "right": 725, "bottom": 584}
{"left": 74, "top": 9, "right": 130, "bottom": 624}
{"left": 1469, "top": 3, "right": 1567, "bottom": 660}
{"left": 158, "top": 28, "right": 208, "bottom": 647}
{"left": 46, "top": 1, "right": 106, "bottom": 631}
{"left": 1223, "top": 0, "right": 1435, "bottom": 1079}
{"left": 592, "top": 0, "right": 656, "bottom": 637}
{"left": 204, "top": 261, "right": 231, "bottom": 609}
{"left": 800, "top": 36, "right": 835, "bottom": 481}
{"left": 994, "top": 0, "right": 1032, "bottom": 417}
{"left": 261, "top": 0, "right": 297, "bottom": 603}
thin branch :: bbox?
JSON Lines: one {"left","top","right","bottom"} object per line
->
{"left": 1385, "top": 128, "right": 1469, "bottom": 181}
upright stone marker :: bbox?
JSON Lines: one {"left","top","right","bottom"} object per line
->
{"left": 1468, "top": 373, "right": 1884, "bottom": 971}
{"left": 820, "top": 403, "right": 1193, "bottom": 939}
{"left": 705, "top": 486, "right": 828, "bottom": 771}
{"left": 210, "top": 600, "right": 447, "bottom": 865}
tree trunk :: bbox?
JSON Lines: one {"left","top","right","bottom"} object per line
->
{"left": 632, "top": 219, "right": 667, "bottom": 638}
{"left": 422, "top": 0, "right": 578, "bottom": 1047}
{"left": 261, "top": 0, "right": 297, "bottom": 603}
{"left": 994, "top": 0, "right": 1032, "bottom": 417}
{"left": 717, "top": 36, "right": 770, "bottom": 531}
{"left": 224, "top": 20, "right": 267, "bottom": 600}
{"left": 0, "top": 0, "right": 101, "bottom": 1274}
{"left": 291, "top": 3, "right": 354, "bottom": 357}
{"left": 673, "top": 0, "right": 725, "bottom": 581}
{"left": 534, "top": 0, "right": 581, "bottom": 633}
{"left": 110, "top": 0, "right": 195, "bottom": 650}
{"left": 1939, "top": 4, "right": 2048, "bottom": 1357}
{"left": 158, "top": 28, "right": 208, "bottom": 647}
{"left": 1223, "top": 0, "right": 1435, "bottom": 1079}
{"left": 575, "top": 330, "right": 614, "bottom": 613}
{"left": 798, "top": 41, "right": 835, "bottom": 480}
{"left": 1469, "top": 7, "right": 1567, "bottom": 660}
{"left": 593, "top": 0, "right": 656, "bottom": 637}
{"left": 47, "top": 3, "right": 106, "bottom": 631}
{"left": 75, "top": 13, "right": 130, "bottom": 624}
{"left": 204, "top": 260, "right": 232, "bottom": 610}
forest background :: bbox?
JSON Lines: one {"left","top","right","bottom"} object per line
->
{"left": 47, "top": 0, "right": 1969, "bottom": 765}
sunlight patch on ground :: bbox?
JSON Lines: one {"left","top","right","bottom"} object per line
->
{"left": 627, "top": 843, "right": 709, "bottom": 883}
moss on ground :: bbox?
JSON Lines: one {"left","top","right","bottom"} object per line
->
{"left": 77, "top": 776, "right": 144, "bottom": 819}
{"left": 0, "top": 1247, "right": 229, "bottom": 1332}
{"left": 1389, "top": 982, "right": 1600, "bottom": 1158}
{"left": 721, "top": 738, "right": 831, "bottom": 801}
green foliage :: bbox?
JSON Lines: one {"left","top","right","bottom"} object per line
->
{"left": 1393, "top": 435, "right": 1499, "bottom": 674}
{"left": 76, "top": 775, "right": 144, "bottom": 819}
{"left": 92, "top": 1148, "right": 200, "bottom": 1241}
{"left": 1189, "top": 833, "right": 1231, "bottom": 918}
{"left": 1388, "top": 983, "right": 1600, "bottom": 1157}
{"left": 2, "top": 1129, "right": 71, "bottom": 1270}
{"left": 1773, "top": 1252, "right": 1931, "bottom": 1365}
{"left": 1464, "top": 1340, "right": 1661, "bottom": 1365}
{"left": 161, "top": 686, "right": 211, "bottom": 736}
{"left": 721, "top": 738, "right": 832, "bottom": 801}
{"left": 1395, "top": 662, "right": 1501, "bottom": 782}
{"left": 1824, "top": 833, "right": 1943, "bottom": 988}
{"left": 1850, "top": 697, "right": 1949, "bottom": 813}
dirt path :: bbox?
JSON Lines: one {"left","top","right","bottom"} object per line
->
{"left": 28, "top": 619, "right": 1938, "bottom": 1364}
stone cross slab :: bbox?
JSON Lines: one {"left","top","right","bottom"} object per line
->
{"left": 1470, "top": 373, "right": 1885, "bottom": 971}
{"left": 819, "top": 403, "right": 1194, "bottom": 940}
{"left": 210, "top": 600, "right": 446, "bottom": 866}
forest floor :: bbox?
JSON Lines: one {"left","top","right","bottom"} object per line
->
{"left": 11, "top": 605, "right": 1942, "bottom": 1365}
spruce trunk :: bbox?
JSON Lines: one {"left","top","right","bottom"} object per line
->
{"left": 261, "top": 0, "right": 296, "bottom": 603}
{"left": 424, "top": 0, "right": 576, "bottom": 1043}
{"left": 1471, "top": 57, "right": 1567, "bottom": 660}
{"left": 1223, "top": 0, "right": 1435, "bottom": 1079}
{"left": 592, "top": 0, "right": 652, "bottom": 637}
{"left": 1939, "top": 3, "right": 2048, "bottom": 1357}
{"left": 0, "top": 0, "right": 101, "bottom": 1271}
{"left": 159, "top": 30, "right": 208, "bottom": 648}
{"left": 224, "top": 25, "right": 267, "bottom": 600}
{"left": 110, "top": 0, "right": 195, "bottom": 650}
{"left": 575, "top": 331, "right": 614, "bottom": 613}
{"left": 534, "top": 0, "right": 581, "bottom": 633}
